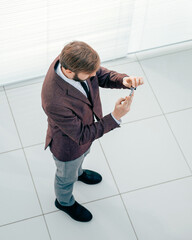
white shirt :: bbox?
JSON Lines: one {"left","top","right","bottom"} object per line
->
{"left": 55, "top": 62, "right": 121, "bottom": 125}
{"left": 56, "top": 62, "right": 89, "bottom": 97}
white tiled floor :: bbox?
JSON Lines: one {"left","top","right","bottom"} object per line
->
{"left": 0, "top": 43, "right": 192, "bottom": 240}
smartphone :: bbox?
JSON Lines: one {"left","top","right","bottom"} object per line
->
{"left": 129, "top": 87, "right": 136, "bottom": 96}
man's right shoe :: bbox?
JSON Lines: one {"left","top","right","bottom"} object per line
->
{"left": 55, "top": 199, "right": 92, "bottom": 222}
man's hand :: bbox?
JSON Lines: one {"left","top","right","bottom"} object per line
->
{"left": 123, "top": 76, "right": 144, "bottom": 88}
{"left": 112, "top": 91, "right": 134, "bottom": 121}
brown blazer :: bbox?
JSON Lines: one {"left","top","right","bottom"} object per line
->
{"left": 41, "top": 55, "right": 129, "bottom": 162}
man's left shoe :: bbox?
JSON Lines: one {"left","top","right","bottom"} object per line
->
{"left": 78, "top": 169, "right": 102, "bottom": 184}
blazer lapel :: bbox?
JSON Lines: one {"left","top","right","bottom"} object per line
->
{"left": 67, "top": 78, "right": 95, "bottom": 106}
{"left": 87, "top": 78, "right": 94, "bottom": 106}
{"left": 67, "top": 85, "right": 92, "bottom": 106}
{"left": 53, "top": 58, "right": 93, "bottom": 106}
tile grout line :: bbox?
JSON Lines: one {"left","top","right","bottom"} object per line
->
{"left": 3, "top": 86, "right": 52, "bottom": 240}
{"left": 164, "top": 107, "right": 192, "bottom": 115}
{"left": 161, "top": 118, "right": 192, "bottom": 174}
{"left": 2, "top": 174, "right": 192, "bottom": 229}
{"left": 98, "top": 140, "right": 140, "bottom": 240}
{"left": 0, "top": 143, "right": 45, "bottom": 156}
{"left": 0, "top": 193, "right": 120, "bottom": 228}
{"left": 136, "top": 56, "right": 192, "bottom": 174}
{"left": 82, "top": 175, "right": 192, "bottom": 202}
{"left": 82, "top": 176, "right": 192, "bottom": 204}
{"left": 1, "top": 105, "right": 192, "bottom": 156}
{"left": 121, "top": 114, "right": 164, "bottom": 125}
{"left": 0, "top": 214, "right": 45, "bottom": 229}
{"left": 79, "top": 193, "right": 121, "bottom": 206}
{"left": 120, "top": 175, "right": 192, "bottom": 196}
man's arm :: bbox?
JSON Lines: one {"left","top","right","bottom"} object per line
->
{"left": 96, "top": 66, "right": 131, "bottom": 89}
{"left": 45, "top": 104, "right": 120, "bottom": 145}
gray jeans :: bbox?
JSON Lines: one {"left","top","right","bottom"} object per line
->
{"left": 52, "top": 148, "right": 91, "bottom": 206}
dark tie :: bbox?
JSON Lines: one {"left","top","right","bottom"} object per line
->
{"left": 80, "top": 81, "right": 92, "bottom": 104}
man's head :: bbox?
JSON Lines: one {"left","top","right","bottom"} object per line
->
{"left": 59, "top": 41, "right": 101, "bottom": 82}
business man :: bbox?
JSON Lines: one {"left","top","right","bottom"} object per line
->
{"left": 41, "top": 40, "right": 144, "bottom": 222}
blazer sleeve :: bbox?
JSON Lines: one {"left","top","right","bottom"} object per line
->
{"left": 45, "top": 104, "right": 120, "bottom": 145}
{"left": 96, "top": 66, "right": 131, "bottom": 89}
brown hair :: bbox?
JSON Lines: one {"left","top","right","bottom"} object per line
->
{"left": 59, "top": 41, "right": 101, "bottom": 74}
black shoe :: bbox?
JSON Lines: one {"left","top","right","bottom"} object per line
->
{"left": 55, "top": 199, "right": 92, "bottom": 222}
{"left": 78, "top": 169, "right": 102, "bottom": 184}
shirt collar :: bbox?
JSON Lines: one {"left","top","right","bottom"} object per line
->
{"left": 57, "top": 62, "right": 72, "bottom": 81}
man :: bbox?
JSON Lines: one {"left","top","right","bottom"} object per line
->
{"left": 41, "top": 40, "right": 144, "bottom": 222}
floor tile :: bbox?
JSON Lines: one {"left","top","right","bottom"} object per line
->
{"left": 45, "top": 195, "right": 137, "bottom": 240}
{"left": 122, "top": 176, "right": 192, "bottom": 240}
{"left": 140, "top": 49, "right": 192, "bottom": 113}
{"left": 166, "top": 108, "right": 192, "bottom": 170}
{"left": 24, "top": 144, "right": 56, "bottom": 214}
{"left": 5, "top": 82, "right": 48, "bottom": 147}
{"left": 24, "top": 140, "right": 118, "bottom": 214}
{"left": 100, "top": 115, "right": 191, "bottom": 193}
{"left": 74, "top": 140, "right": 119, "bottom": 203}
{"left": 0, "top": 216, "right": 50, "bottom": 240}
{"left": 100, "top": 61, "right": 162, "bottom": 123}
{"left": 0, "top": 149, "right": 42, "bottom": 226}
{"left": 0, "top": 90, "right": 21, "bottom": 153}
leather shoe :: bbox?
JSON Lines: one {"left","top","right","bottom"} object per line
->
{"left": 55, "top": 199, "right": 92, "bottom": 222}
{"left": 78, "top": 169, "right": 102, "bottom": 184}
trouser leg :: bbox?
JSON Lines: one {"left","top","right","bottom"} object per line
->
{"left": 52, "top": 148, "right": 90, "bottom": 206}
{"left": 54, "top": 174, "right": 76, "bottom": 206}
{"left": 78, "top": 147, "right": 91, "bottom": 177}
